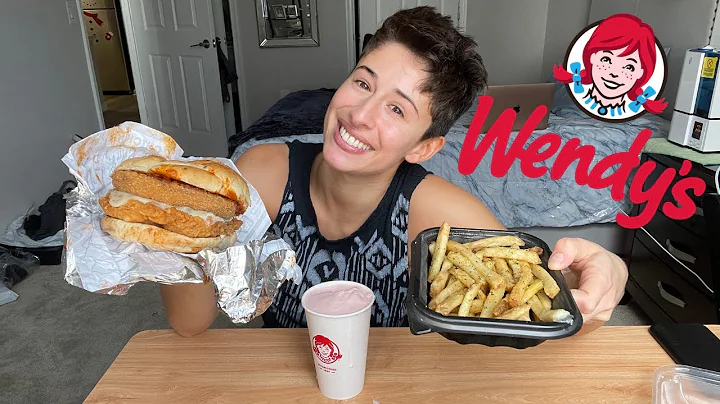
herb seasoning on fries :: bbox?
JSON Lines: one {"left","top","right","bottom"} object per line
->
{"left": 427, "top": 222, "right": 573, "bottom": 323}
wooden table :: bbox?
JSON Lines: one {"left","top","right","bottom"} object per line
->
{"left": 83, "top": 325, "right": 720, "bottom": 403}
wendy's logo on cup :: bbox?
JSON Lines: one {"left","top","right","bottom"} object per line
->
{"left": 553, "top": 13, "right": 668, "bottom": 123}
{"left": 312, "top": 335, "right": 342, "bottom": 364}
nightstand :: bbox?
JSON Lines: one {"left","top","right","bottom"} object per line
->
{"left": 625, "top": 153, "right": 720, "bottom": 324}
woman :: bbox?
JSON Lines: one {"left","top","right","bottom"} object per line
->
{"left": 161, "top": 6, "right": 628, "bottom": 336}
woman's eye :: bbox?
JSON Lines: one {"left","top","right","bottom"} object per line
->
{"left": 390, "top": 105, "right": 404, "bottom": 117}
{"left": 624, "top": 65, "right": 635, "bottom": 72}
{"left": 356, "top": 80, "right": 369, "bottom": 90}
{"left": 601, "top": 56, "right": 611, "bottom": 63}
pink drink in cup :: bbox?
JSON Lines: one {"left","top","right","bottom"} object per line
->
{"left": 301, "top": 280, "right": 376, "bottom": 400}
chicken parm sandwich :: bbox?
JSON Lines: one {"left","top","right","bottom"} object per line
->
{"left": 98, "top": 155, "right": 250, "bottom": 253}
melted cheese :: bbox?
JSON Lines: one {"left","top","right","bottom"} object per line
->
{"left": 108, "top": 190, "right": 227, "bottom": 225}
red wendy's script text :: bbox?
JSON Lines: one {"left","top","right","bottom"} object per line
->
{"left": 458, "top": 96, "right": 706, "bottom": 229}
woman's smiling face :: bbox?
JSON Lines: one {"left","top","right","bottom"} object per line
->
{"left": 590, "top": 46, "right": 644, "bottom": 100}
{"left": 321, "top": 41, "right": 434, "bottom": 175}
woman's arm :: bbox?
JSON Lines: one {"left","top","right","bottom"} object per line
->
{"left": 159, "top": 143, "right": 289, "bottom": 337}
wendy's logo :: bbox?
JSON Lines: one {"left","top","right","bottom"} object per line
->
{"left": 553, "top": 13, "right": 668, "bottom": 122}
{"left": 312, "top": 334, "right": 342, "bottom": 364}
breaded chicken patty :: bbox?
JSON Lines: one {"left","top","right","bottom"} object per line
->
{"left": 111, "top": 170, "right": 239, "bottom": 220}
{"left": 99, "top": 194, "right": 243, "bottom": 238}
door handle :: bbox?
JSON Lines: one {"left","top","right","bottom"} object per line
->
{"left": 190, "top": 39, "right": 210, "bottom": 49}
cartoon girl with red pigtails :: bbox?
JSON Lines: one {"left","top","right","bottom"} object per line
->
{"left": 312, "top": 335, "right": 343, "bottom": 364}
{"left": 554, "top": 13, "right": 668, "bottom": 122}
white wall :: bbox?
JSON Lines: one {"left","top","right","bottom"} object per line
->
{"left": 232, "top": 0, "right": 354, "bottom": 126}
{"left": 541, "top": 0, "right": 592, "bottom": 81}
{"left": 0, "top": 1, "right": 102, "bottom": 229}
{"left": 466, "top": 0, "right": 550, "bottom": 85}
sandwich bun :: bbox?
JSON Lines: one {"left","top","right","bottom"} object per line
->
{"left": 101, "top": 216, "right": 237, "bottom": 254}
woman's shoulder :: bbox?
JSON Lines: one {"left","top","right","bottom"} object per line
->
{"left": 233, "top": 142, "right": 291, "bottom": 222}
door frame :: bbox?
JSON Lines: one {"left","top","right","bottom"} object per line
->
{"left": 76, "top": 0, "right": 106, "bottom": 130}
{"left": 79, "top": 0, "right": 248, "bottom": 136}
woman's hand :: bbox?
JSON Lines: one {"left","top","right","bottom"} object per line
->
{"left": 547, "top": 237, "right": 629, "bottom": 335}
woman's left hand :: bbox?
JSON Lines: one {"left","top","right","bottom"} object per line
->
{"left": 547, "top": 237, "right": 629, "bottom": 335}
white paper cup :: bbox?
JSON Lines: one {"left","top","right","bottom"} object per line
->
{"left": 301, "top": 280, "right": 376, "bottom": 400}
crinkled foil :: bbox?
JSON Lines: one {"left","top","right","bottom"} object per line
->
{"left": 198, "top": 236, "right": 297, "bottom": 323}
{"left": 61, "top": 122, "right": 302, "bottom": 323}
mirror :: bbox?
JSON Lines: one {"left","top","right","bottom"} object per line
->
{"left": 255, "top": 0, "right": 319, "bottom": 47}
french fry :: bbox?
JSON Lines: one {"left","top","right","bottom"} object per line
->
{"left": 449, "top": 267, "right": 477, "bottom": 288}
{"left": 528, "top": 246, "right": 544, "bottom": 256}
{"left": 464, "top": 235, "right": 525, "bottom": 250}
{"left": 458, "top": 283, "right": 482, "bottom": 316}
{"left": 429, "top": 263, "right": 451, "bottom": 298}
{"left": 470, "top": 299, "right": 485, "bottom": 314}
{"left": 496, "top": 303, "right": 532, "bottom": 320}
{"left": 508, "top": 261, "right": 533, "bottom": 307}
{"left": 507, "top": 259, "right": 522, "bottom": 282}
{"left": 446, "top": 240, "right": 505, "bottom": 290}
{"left": 429, "top": 279, "right": 463, "bottom": 310}
{"left": 479, "top": 285, "right": 505, "bottom": 318}
{"left": 528, "top": 295, "right": 547, "bottom": 318}
{"left": 530, "top": 264, "right": 561, "bottom": 298}
{"left": 480, "top": 247, "right": 542, "bottom": 264}
{"left": 537, "top": 289, "right": 553, "bottom": 311}
{"left": 492, "top": 297, "right": 511, "bottom": 317}
{"left": 446, "top": 252, "right": 486, "bottom": 287}
{"left": 436, "top": 291, "right": 466, "bottom": 316}
{"left": 428, "top": 222, "right": 451, "bottom": 282}
{"left": 521, "top": 279, "right": 545, "bottom": 304}
{"left": 472, "top": 288, "right": 487, "bottom": 309}
{"left": 493, "top": 258, "right": 515, "bottom": 291}
{"left": 537, "top": 308, "right": 574, "bottom": 323}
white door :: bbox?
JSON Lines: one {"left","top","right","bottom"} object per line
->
{"left": 121, "top": 0, "right": 228, "bottom": 157}
{"left": 358, "top": 0, "right": 466, "bottom": 53}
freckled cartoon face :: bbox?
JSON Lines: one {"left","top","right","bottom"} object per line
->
{"left": 590, "top": 47, "right": 644, "bottom": 99}
{"left": 317, "top": 344, "right": 332, "bottom": 358}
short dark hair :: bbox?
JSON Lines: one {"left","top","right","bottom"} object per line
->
{"left": 360, "top": 6, "right": 488, "bottom": 140}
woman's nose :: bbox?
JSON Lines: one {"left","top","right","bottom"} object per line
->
{"left": 349, "top": 99, "right": 378, "bottom": 128}
{"left": 609, "top": 72, "right": 618, "bottom": 78}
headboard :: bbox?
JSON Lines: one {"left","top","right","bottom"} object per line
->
{"left": 588, "top": 0, "right": 719, "bottom": 120}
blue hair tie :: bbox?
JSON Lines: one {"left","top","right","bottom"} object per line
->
{"left": 570, "top": 62, "right": 584, "bottom": 94}
{"left": 629, "top": 86, "right": 656, "bottom": 113}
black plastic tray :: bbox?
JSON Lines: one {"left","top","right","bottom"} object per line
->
{"left": 406, "top": 227, "right": 583, "bottom": 349}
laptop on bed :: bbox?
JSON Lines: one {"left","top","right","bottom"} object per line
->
{"left": 472, "top": 83, "right": 556, "bottom": 133}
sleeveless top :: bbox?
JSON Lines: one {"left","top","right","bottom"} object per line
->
{"left": 262, "top": 141, "right": 430, "bottom": 328}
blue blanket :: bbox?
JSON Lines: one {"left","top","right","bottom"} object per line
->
{"left": 229, "top": 88, "right": 671, "bottom": 228}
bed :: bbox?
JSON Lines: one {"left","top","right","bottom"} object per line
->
{"left": 226, "top": 0, "right": 718, "bottom": 256}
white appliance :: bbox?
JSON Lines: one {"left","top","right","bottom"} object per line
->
{"left": 668, "top": 47, "right": 720, "bottom": 152}
{"left": 82, "top": 0, "right": 132, "bottom": 93}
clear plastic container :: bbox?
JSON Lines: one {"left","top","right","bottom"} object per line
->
{"left": 653, "top": 365, "right": 720, "bottom": 403}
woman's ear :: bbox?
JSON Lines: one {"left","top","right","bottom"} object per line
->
{"left": 405, "top": 136, "right": 446, "bottom": 164}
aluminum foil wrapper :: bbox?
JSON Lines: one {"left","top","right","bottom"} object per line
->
{"left": 61, "top": 122, "right": 302, "bottom": 323}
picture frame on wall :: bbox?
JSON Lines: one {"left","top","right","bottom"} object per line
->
{"left": 285, "top": 5, "right": 298, "bottom": 18}
{"left": 271, "top": 4, "right": 286, "bottom": 19}
{"left": 256, "top": 0, "right": 319, "bottom": 47}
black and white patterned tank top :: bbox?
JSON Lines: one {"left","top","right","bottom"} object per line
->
{"left": 262, "top": 141, "right": 429, "bottom": 328}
